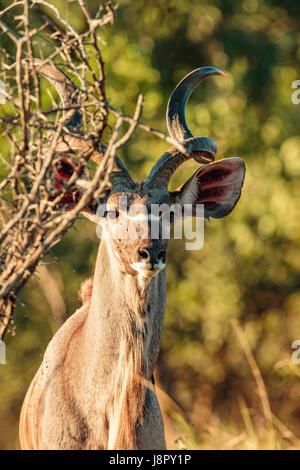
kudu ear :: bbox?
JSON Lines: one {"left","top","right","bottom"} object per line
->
{"left": 52, "top": 157, "right": 97, "bottom": 216}
{"left": 174, "top": 157, "right": 245, "bottom": 220}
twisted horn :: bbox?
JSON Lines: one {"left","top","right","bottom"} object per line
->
{"left": 28, "top": 59, "right": 134, "bottom": 188}
{"left": 146, "top": 67, "right": 225, "bottom": 188}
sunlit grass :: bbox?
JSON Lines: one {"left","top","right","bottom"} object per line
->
{"left": 157, "top": 320, "right": 300, "bottom": 450}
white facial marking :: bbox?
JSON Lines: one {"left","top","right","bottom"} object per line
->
{"left": 152, "top": 259, "right": 166, "bottom": 270}
{"left": 130, "top": 261, "right": 152, "bottom": 276}
{"left": 130, "top": 260, "right": 166, "bottom": 293}
{"left": 130, "top": 260, "right": 166, "bottom": 277}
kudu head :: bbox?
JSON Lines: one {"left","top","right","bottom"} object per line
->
{"left": 35, "top": 61, "right": 245, "bottom": 284}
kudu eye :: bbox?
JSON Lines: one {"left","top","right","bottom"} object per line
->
{"left": 104, "top": 209, "right": 119, "bottom": 220}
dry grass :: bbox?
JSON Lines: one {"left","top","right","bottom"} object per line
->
{"left": 156, "top": 320, "right": 300, "bottom": 450}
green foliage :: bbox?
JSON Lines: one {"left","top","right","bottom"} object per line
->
{"left": 1, "top": 0, "right": 300, "bottom": 449}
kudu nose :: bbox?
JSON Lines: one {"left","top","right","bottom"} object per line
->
{"left": 138, "top": 247, "right": 166, "bottom": 267}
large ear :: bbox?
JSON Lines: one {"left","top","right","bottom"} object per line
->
{"left": 52, "top": 156, "right": 96, "bottom": 215}
{"left": 174, "top": 157, "right": 245, "bottom": 219}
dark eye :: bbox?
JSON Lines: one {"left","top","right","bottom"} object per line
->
{"left": 105, "top": 209, "right": 119, "bottom": 220}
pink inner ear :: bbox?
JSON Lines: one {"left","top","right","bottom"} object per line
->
{"left": 196, "top": 186, "right": 227, "bottom": 200}
{"left": 191, "top": 158, "right": 245, "bottom": 218}
{"left": 51, "top": 157, "right": 94, "bottom": 214}
{"left": 195, "top": 165, "right": 233, "bottom": 205}
{"left": 52, "top": 157, "right": 81, "bottom": 210}
{"left": 55, "top": 159, "right": 76, "bottom": 180}
{"left": 196, "top": 166, "right": 232, "bottom": 186}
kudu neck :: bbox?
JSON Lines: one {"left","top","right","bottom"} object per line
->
{"left": 85, "top": 238, "right": 167, "bottom": 375}
{"left": 79, "top": 238, "right": 167, "bottom": 449}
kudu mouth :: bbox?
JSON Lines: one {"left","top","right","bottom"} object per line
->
{"left": 130, "top": 261, "right": 166, "bottom": 277}
{"left": 129, "top": 240, "right": 167, "bottom": 277}
{"left": 130, "top": 259, "right": 166, "bottom": 279}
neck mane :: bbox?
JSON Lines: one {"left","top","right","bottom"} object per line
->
{"left": 81, "top": 239, "right": 166, "bottom": 450}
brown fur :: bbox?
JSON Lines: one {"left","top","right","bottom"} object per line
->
{"left": 106, "top": 279, "right": 149, "bottom": 449}
{"left": 79, "top": 277, "right": 93, "bottom": 304}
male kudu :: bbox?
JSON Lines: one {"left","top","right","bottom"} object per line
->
{"left": 19, "top": 62, "right": 245, "bottom": 450}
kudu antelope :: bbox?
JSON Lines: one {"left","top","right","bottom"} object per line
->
{"left": 19, "top": 61, "right": 245, "bottom": 450}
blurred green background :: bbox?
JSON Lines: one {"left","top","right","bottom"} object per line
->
{"left": 1, "top": 0, "right": 300, "bottom": 449}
